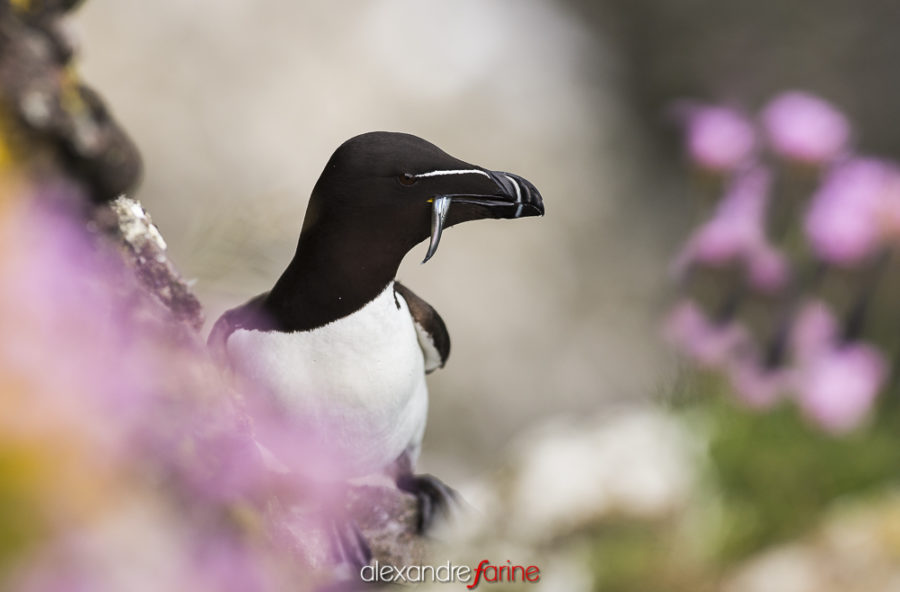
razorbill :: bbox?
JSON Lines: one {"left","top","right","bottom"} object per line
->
{"left": 208, "top": 131, "right": 543, "bottom": 559}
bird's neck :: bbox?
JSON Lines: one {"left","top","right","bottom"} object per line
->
{"left": 263, "top": 214, "right": 408, "bottom": 332}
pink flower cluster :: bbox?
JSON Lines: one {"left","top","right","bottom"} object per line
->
{"left": 0, "top": 192, "right": 344, "bottom": 591}
{"left": 667, "top": 91, "right": 898, "bottom": 433}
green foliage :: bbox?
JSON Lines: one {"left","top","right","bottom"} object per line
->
{"left": 694, "top": 372, "right": 900, "bottom": 564}
{"left": 577, "top": 370, "right": 900, "bottom": 589}
{"left": 589, "top": 519, "right": 707, "bottom": 592}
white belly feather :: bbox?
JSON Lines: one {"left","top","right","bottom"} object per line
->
{"left": 226, "top": 283, "right": 428, "bottom": 479}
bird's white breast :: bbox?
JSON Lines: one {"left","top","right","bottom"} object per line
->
{"left": 226, "top": 283, "right": 428, "bottom": 479}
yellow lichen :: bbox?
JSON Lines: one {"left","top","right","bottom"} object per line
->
{"left": 0, "top": 135, "right": 14, "bottom": 172}
{"left": 0, "top": 106, "right": 21, "bottom": 167}
{"left": 60, "top": 66, "right": 87, "bottom": 116}
{"left": 0, "top": 109, "right": 24, "bottom": 210}
{"left": 9, "top": 0, "right": 31, "bottom": 14}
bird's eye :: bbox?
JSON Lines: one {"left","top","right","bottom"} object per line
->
{"left": 398, "top": 173, "right": 417, "bottom": 186}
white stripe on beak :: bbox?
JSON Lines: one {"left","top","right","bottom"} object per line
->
{"left": 504, "top": 174, "right": 523, "bottom": 218}
{"left": 415, "top": 169, "right": 491, "bottom": 179}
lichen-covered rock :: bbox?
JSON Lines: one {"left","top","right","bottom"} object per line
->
{"left": 101, "top": 196, "right": 204, "bottom": 331}
{"left": 348, "top": 484, "right": 424, "bottom": 566}
{"left": 0, "top": 0, "right": 141, "bottom": 202}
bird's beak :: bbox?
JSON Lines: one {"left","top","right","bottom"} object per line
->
{"left": 422, "top": 170, "right": 544, "bottom": 263}
{"left": 423, "top": 195, "right": 453, "bottom": 263}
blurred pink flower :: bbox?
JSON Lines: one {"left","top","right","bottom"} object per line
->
{"left": 681, "top": 105, "right": 756, "bottom": 171}
{"left": 676, "top": 167, "right": 771, "bottom": 265}
{"left": 0, "top": 195, "right": 325, "bottom": 588}
{"left": 790, "top": 300, "right": 839, "bottom": 362}
{"left": 794, "top": 342, "right": 886, "bottom": 434}
{"left": 188, "top": 537, "right": 272, "bottom": 592}
{"left": 804, "top": 158, "right": 892, "bottom": 265}
{"left": 876, "top": 172, "right": 900, "bottom": 242}
{"left": 673, "top": 166, "right": 786, "bottom": 291}
{"left": 726, "top": 355, "right": 791, "bottom": 409}
{"left": 0, "top": 195, "right": 156, "bottom": 457}
{"left": 663, "top": 300, "right": 750, "bottom": 368}
{"left": 668, "top": 92, "right": 898, "bottom": 438}
{"left": 746, "top": 243, "right": 789, "bottom": 293}
{"left": 173, "top": 416, "right": 271, "bottom": 504}
{"left": 761, "top": 91, "right": 850, "bottom": 164}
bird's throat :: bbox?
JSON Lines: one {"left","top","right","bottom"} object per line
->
{"left": 263, "top": 224, "right": 406, "bottom": 332}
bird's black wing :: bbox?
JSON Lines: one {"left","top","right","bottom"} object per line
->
{"left": 394, "top": 282, "right": 450, "bottom": 373}
{"left": 207, "top": 291, "right": 270, "bottom": 368}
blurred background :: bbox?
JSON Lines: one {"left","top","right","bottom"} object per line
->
{"left": 55, "top": 0, "right": 900, "bottom": 589}
{"left": 77, "top": 0, "right": 677, "bottom": 480}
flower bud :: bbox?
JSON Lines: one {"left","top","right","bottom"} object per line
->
{"left": 761, "top": 91, "right": 850, "bottom": 164}
{"left": 681, "top": 105, "right": 756, "bottom": 172}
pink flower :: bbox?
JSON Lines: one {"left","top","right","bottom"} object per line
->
{"left": 789, "top": 300, "right": 886, "bottom": 433}
{"left": 876, "top": 172, "right": 900, "bottom": 242}
{"left": 0, "top": 195, "right": 321, "bottom": 588}
{"left": 187, "top": 538, "right": 271, "bottom": 592}
{"left": 681, "top": 104, "right": 756, "bottom": 171}
{"left": 804, "top": 158, "right": 891, "bottom": 265}
{"left": 663, "top": 300, "right": 750, "bottom": 368}
{"left": 761, "top": 91, "right": 850, "bottom": 164}
{"left": 746, "top": 243, "right": 789, "bottom": 294}
{"left": 674, "top": 166, "right": 786, "bottom": 291}
{"left": 726, "top": 355, "right": 791, "bottom": 410}
{"left": 794, "top": 343, "right": 886, "bottom": 434}
{"left": 677, "top": 167, "right": 770, "bottom": 266}
{"left": 790, "top": 300, "right": 839, "bottom": 362}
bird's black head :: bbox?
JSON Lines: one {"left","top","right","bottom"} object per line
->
{"left": 303, "top": 131, "right": 544, "bottom": 263}
{"left": 264, "top": 132, "right": 544, "bottom": 330}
